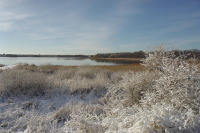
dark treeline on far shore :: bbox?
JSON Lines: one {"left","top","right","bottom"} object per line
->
{"left": 91, "top": 49, "right": 200, "bottom": 59}
{"left": 1, "top": 49, "right": 200, "bottom": 59}
{"left": 0, "top": 54, "right": 89, "bottom": 57}
{"left": 91, "top": 51, "right": 145, "bottom": 58}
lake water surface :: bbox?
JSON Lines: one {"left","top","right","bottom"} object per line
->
{"left": 0, "top": 57, "right": 135, "bottom": 66}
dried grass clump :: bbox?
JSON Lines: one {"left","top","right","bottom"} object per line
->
{"left": 0, "top": 64, "right": 117, "bottom": 97}
{"left": 0, "top": 69, "right": 53, "bottom": 97}
{"left": 69, "top": 72, "right": 110, "bottom": 93}
{"left": 38, "top": 63, "right": 59, "bottom": 74}
{"left": 53, "top": 66, "right": 113, "bottom": 93}
{"left": 14, "top": 63, "right": 64, "bottom": 74}
{"left": 75, "top": 66, "right": 112, "bottom": 79}
{"left": 14, "top": 63, "right": 38, "bottom": 72}
{"left": 54, "top": 68, "right": 76, "bottom": 80}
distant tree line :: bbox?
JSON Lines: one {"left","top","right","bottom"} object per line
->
{"left": 91, "top": 49, "right": 200, "bottom": 59}
{"left": 1, "top": 49, "right": 200, "bottom": 59}
{"left": 173, "top": 49, "right": 200, "bottom": 59}
{"left": 0, "top": 54, "right": 88, "bottom": 57}
{"left": 91, "top": 51, "right": 146, "bottom": 58}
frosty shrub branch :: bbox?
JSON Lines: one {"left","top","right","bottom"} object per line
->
{"left": 0, "top": 43, "right": 200, "bottom": 133}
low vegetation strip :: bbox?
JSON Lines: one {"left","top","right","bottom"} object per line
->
{"left": 0, "top": 44, "right": 200, "bottom": 133}
{"left": 2, "top": 62, "right": 146, "bottom": 73}
{"left": 84, "top": 57, "right": 143, "bottom": 61}
{"left": 0, "top": 64, "right": 4, "bottom": 67}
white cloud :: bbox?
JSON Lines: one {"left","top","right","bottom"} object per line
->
{"left": 0, "top": 0, "right": 27, "bottom": 7}
{"left": 0, "top": 11, "right": 33, "bottom": 22}
{"left": 0, "top": 22, "right": 14, "bottom": 31}
{"left": 0, "top": 0, "right": 34, "bottom": 32}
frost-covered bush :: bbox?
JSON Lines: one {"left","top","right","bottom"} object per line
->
{"left": 103, "top": 71, "right": 159, "bottom": 107}
{"left": 64, "top": 102, "right": 107, "bottom": 133}
{"left": 121, "top": 71, "right": 160, "bottom": 106}
{"left": 141, "top": 43, "right": 177, "bottom": 72}
{"left": 101, "top": 43, "right": 200, "bottom": 132}
{"left": 141, "top": 44, "right": 200, "bottom": 113}
{"left": 69, "top": 72, "right": 110, "bottom": 93}
{"left": 102, "top": 103, "right": 200, "bottom": 133}
{"left": 110, "top": 71, "right": 124, "bottom": 84}
{"left": 136, "top": 44, "right": 200, "bottom": 132}
{"left": 0, "top": 69, "right": 53, "bottom": 97}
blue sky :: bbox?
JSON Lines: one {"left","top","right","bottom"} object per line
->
{"left": 0, "top": 0, "right": 200, "bottom": 55}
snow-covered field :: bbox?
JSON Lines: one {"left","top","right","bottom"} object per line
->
{"left": 0, "top": 89, "right": 100, "bottom": 132}
{"left": 0, "top": 45, "right": 200, "bottom": 133}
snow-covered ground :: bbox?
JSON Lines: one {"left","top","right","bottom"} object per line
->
{"left": 0, "top": 45, "right": 200, "bottom": 133}
{"left": 0, "top": 64, "right": 17, "bottom": 70}
{"left": 0, "top": 64, "right": 112, "bottom": 132}
{"left": 0, "top": 90, "right": 99, "bottom": 132}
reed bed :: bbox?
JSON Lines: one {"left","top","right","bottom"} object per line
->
{"left": 12, "top": 62, "right": 146, "bottom": 74}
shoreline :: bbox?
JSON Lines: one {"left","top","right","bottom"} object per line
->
{"left": 1, "top": 57, "right": 199, "bottom": 72}
{"left": 0, "top": 63, "right": 146, "bottom": 72}
{"left": 83, "top": 57, "right": 143, "bottom": 62}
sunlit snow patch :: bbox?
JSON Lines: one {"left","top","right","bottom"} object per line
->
{"left": 0, "top": 64, "right": 18, "bottom": 70}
